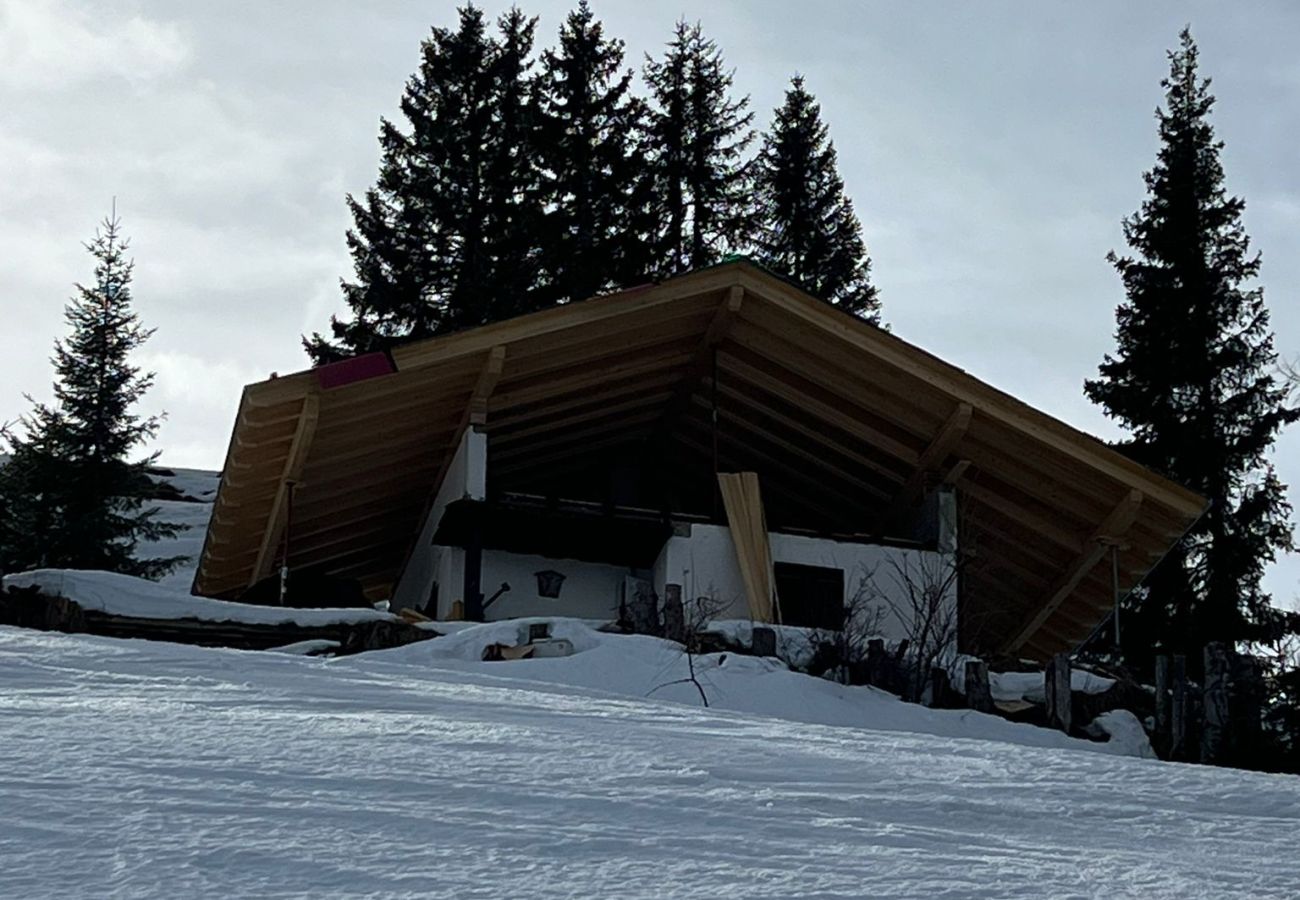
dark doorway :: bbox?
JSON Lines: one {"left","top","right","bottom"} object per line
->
{"left": 775, "top": 562, "right": 845, "bottom": 630}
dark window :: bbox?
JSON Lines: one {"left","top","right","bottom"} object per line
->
{"left": 775, "top": 562, "right": 845, "bottom": 631}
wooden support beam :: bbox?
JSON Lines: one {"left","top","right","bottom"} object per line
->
{"left": 726, "top": 317, "right": 937, "bottom": 447}
{"left": 690, "top": 394, "right": 892, "bottom": 501}
{"left": 677, "top": 415, "right": 877, "bottom": 522}
{"left": 887, "top": 402, "right": 971, "bottom": 521}
{"left": 711, "top": 377, "right": 906, "bottom": 484}
{"left": 493, "top": 410, "right": 662, "bottom": 461}
{"left": 648, "top": 287, "right": 744, "bottom": 449}
{"left": 249, "top": 391, "right": 320, "bottom": 587}
{"left": 494, "top": 427, "right": 656, "bottom": 472}
{"left": 675, "top": 432, "right": 829, "bottom": 525}
{"left": 233, "top": 429, "right": 297, "bottom": 454}
{"left": 490, "top": 348, "right": 694, "bottom": 411}
{"left": 960, "top": 478, "right": 1088, "bottom": 556}
{"left": 487, "top": 373, "right": 680, "bottom": 428}
{"left": 469, "top": 345, "right": 506, "bottom": 426}
{"left": 503, "top": 310, "right": 707, "bottom": 383}
{"left": 718, "top": 346, "right": 921, "bottom": 465}
{"left": 943, "top": 459, "right": 972, "bottom": 486}
{"left": 489, "top": 391, "right": 675, "bottom": 442}
{"left": 1001, "top": 489, "right": 1144, "bottom": 654}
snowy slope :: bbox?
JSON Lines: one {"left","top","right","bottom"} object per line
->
{"left": 141, "top": 467, "right": 218, "bottom": 592}
{"left": 3, "top": 627, "right": 1299, "bottom": 899}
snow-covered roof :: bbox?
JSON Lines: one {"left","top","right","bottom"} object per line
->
{"left": 195, "top": 260, "right": 1205, "bottom": 659}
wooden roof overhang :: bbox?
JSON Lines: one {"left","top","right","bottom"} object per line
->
{"left": 193, "top": 260, "right": 1206, "bottom": 659}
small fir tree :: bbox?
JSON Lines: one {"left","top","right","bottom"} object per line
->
{"left": 643, "top": 20, "right": 754, "bottom": 274}
{"left": 1084, "top": 29, "right": 1298, "bottom": 667}
{"left": 534, "top": 0, "right": 654, "bottom": 305}
{"left": 0, "top": 213, "right": 182, "bottom": 578}
{"left": 752, "top": 75, "right": 879, "bottom": 320}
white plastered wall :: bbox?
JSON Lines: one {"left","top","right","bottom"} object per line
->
{"left": 390, "top": 428, "right": 486, "bottom": 615}
{"left": 479, "top": 550, "right": 633, "bottom": 622}
{"left": 651, "top": 498, "right": 958, "bottom": 648}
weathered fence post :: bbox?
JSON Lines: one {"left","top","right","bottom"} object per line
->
{"left": 1045, "top": 653, "right": 1072, "bottom": 734}
{"left": 865, "top": 638, "right": 886, "bottom": 687}
{"left": 662, "top": 584, "right": 685, "bottom": 644}
{"left": 1170, "top": 654, "right": 1188, "bottom": 760}
{"left": 925, "top": 666, "right": 951, "bottom": 708}
{"left": 1154, "top": 654, "right": 1171, "bottom": 742}
{"left": 1202, "top": 642, "right": 1230, "bottom": 765}
{"left": 1186, "top": 682, "right": 1204, "bottom": 764}
{"left": 891, "top": 639, "right": 911, "bottom": 697}
{"left": 1229, "top": 653, "right": 1264, "bottom": 766}
{"left": 964, "top": 659, "right": 994, "bottom": 713}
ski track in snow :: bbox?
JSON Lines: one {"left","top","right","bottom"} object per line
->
{"left": 2, "top": 628, "right": 1299, "bottom": 899}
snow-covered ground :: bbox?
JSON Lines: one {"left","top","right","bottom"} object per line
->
{"left": 5, "top": 465, "right": 1300, "bottom": 895}
{"left": 376, "top": 617, "right": 1153, "bottom": 758}
{"left": 2, "top": 626, "right": 1299, "bottom": 899}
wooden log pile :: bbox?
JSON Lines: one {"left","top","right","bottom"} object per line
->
{"left": 0, "top": 584, "right": 438, "bottom": 657}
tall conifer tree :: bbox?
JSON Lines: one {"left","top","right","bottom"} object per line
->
{"left": 643, "top": 20, "right": 754, "bottom": 274}
{"left": 752, "top": 75, "right": 879, "bottom": 320}
{"left": 482, "top": 8, "right": 546, "bottom": 323}
{"left": 0, "top": 213, "right": 181, "bottom": 577}
{"left": 535, "top": 1, "right": 652, "bottom": 304}
{"left": 307, "top": 5, "right": 544, "bottom": 363}
{"left": 1085, "top": 29, "right": 1297, "bottom": 664}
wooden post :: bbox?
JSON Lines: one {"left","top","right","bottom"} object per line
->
{"left": 1045, "top": 653, "right": 1072, "bottom": 734}
{"left": 1229, "top": 653, "right": 1264, "bottom": 766}
{"left": 662, "top": 584, "right": 685, "bottom": 643}
{"left": 865, "top": 638, "right": 886, "bottom": 687}
{"left": 1154, "top": 654, "right": 1171, "bottom": 741}
{"left": 1186, "top": 682, "right": 1204, "bottom": 764}
{"left": 891, "top": 639, "right": 911, "bottom": 697}
{"left": 1109, "top": 542, "right": 1122, "bottom": 649}
{"left": 964, "top": 659, "right": 994, "bottom": 713}
{"left": 1170, "top": 654, "right": 1188, "bottom": 761}
{"left": 926, "top": 666, "right": 951, "bottom": 709}
{"left": 1202, "top": 642, "right": 1229, "bottom": 765}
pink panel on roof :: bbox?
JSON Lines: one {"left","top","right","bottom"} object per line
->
{"left": 314, "top": 352, "right": 396, "bottom": 390}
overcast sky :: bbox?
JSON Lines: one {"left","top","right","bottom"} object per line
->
{"left": 3, "top": 0, "right": 1299, "bottom": 599}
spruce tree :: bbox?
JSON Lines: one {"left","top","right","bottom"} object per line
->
{"left": 752, "top": 75, "right": 879, "bottom": 320}
{"left": 1085, "top": 29, "right": 1297, "bottom": 665}
{"left": 643, "top": 20, "right": 754, "bottom": 275}
{"left": 535, "top": 0, "right": 653, "bottom": 304}
{"left": 306, "top": 5, "right": 544, "bottom": 363}
{"left": 481, "top": 7, "right": 547, "bottom": 323}
{"left": 0, "top": 213, "right": 182, "bottom": 578}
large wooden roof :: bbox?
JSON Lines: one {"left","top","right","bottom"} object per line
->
{"left": 194, "top": 260, "right": 1205, "bottom": 659}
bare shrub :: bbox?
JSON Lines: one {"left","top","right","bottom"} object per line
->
{"left": 795, "top": 570, "right": 888, "bottom": 683}
{"left": 877, "top": 553, "right": 961, "bottom": 701}
{"left": 649, "top": 590, "right": 732, "bottom": 707}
